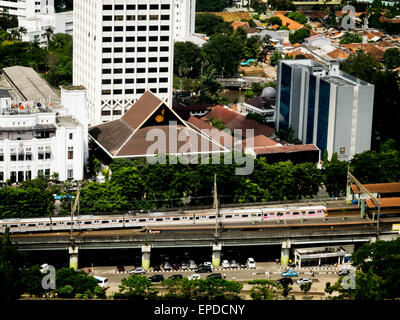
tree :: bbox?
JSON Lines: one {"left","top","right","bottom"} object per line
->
{"left": 383, "top": 48, "right": 400, "bottom": 70}
{"left": 327, "top": 238, "right": 400, "bottom": 300}
{"left": 248, "top": 279, "right": 279, "bottom": 300}
{"left": 56, "top": 268, "right": 99, "bottom": 298}
{"left": 287, "top": 12, "right": 308, "bottom": 25}
{"left": 300, "top": 282, "right": 312, "bottom": 294}
{"left": 174, "top": 41, "right": 202, "bottom": 78}
{"left": 0, "top": 228, "right": 26, "bottom": 301}
{"left": 117, "top": 274, "right": 158, "bottom": 300}
{"left": 196, "top": 0, "right": 227, "bottom": 12}
{"left": 340, "top": 32, "right": 362, "bottom": 44}
{"left": 202, "top": 33, "right": 242, "bottom": 76}
{"left": 289, "top": 28, "right": 310, "bottom": 44}
{"left": 195, "top": 13, "right": 232, "bottom": 36}
{"left": 322, "top": 152, "right": 348, "bottom": 197}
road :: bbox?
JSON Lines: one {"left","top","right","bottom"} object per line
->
{"left": 87, "top": 262, "right": 342, "bottom": 300}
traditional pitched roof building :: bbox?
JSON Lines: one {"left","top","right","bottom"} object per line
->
{"left": 89, "top": 91, "right": 229, "bottom": 159}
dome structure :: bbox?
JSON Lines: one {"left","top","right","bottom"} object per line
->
{"left": 261, "top": 86, "right": 276, "bottom": 99}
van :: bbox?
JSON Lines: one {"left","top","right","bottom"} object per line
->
{"left": 247, "top": 257, "right": 256, "bottom": 269}
{"left": 189, "top": 260, "right": 196, "bottom": 270}
{"left": 93, "top": 276, "right": 109, "bottom": 289}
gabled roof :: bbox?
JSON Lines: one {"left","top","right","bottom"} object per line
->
{"left": 89, "top": 91, "right": 229, "bottom": 158}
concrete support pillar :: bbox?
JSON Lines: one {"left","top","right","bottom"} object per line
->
{"left": 212, "top": 243, "right": 222, "bottom": 268}
{"left": 69, "top": 246, "right": 79, "bottom": 270}
{"left": 280, "top": 241, "right": 291, "bottom": 266}
{"left": 141, "top": 245, "right": 151, "bottom": 270}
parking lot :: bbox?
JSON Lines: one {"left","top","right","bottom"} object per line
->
{"left": 86, "top": 261, "right": 343, "bottom": 299}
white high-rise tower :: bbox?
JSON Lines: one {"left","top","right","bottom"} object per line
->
{"left": 73, "top": 0, "right": 174, "bottom": 126}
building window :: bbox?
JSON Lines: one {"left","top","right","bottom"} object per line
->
{"left": 68, "top": 147, "right": 73, "bottom": 160}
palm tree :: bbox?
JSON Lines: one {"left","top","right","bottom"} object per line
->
{"left": 44, "top": 26, "right": 54, "bottom": 48}
{"left": 17, "top": 26, "right": 27, "bottom": 41}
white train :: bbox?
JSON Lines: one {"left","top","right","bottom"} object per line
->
{"left": 0, "top": 205, "right": 327, "bottom": 233}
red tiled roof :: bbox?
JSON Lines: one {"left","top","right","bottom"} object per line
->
{"left": 351, "top": 182, "right": 400, "bottom": 194}
{"left": 273, "top": 14, "right": 303, "bottom": 31}
{"left": 327, "top": 49, "right": 349, "bottom": 59}
{"left": 366, "top": 197, "right": 400, "bottom": 208}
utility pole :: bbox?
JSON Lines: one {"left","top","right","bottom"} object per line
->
{"left": 213, "top": 174, "right": 219, "bottom": 242}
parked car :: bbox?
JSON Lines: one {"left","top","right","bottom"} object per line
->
{"left": 230, "top": 260, "right": 238, "bottom": 269}
{"left": 247, "top": 257, "right": 256, "bottom": 269}
{"left": 281, "top": 269, "right": 298, "bottom": 277}
{"left": 172, "top": 262, "right": 180, "bottom": 271}
{"left": 276, "top": 277, "right": 293, "bottom": 286}
{"left": 196, "top": 265, "right": 212, "bottom": 273}
{"left": 93, "top": 276, "right": 109, "bottom": 289}
{"left": 222, "top": 260, "right": 230, "bottom": 268}
{"left": 149, "top": 275, "right": 164, "bottom": 282}
{"left": 296, "top": 278, "right": 312, "bottom": 285}
{"left": 168, "top": 274, "right": 183, "bottom": 280}
{"left": 130, "top": 267, "right": 146, "bottom": 274}
{"left": 116, "top": 265, "right": 125, "bottom": 272}
{"left": 189, "top": 260, "right": 197, "bottom": 270}
{"left": 181, "top": 262, "right": 188, "bottom": 270}
{"left": 207, "top": 273, "right": 222, "bottom": 279}
{"left": 338, "top": 269, "right": 351, "bottom": 276}
{"left": 188, "top": 273, "right": 201, "bottom": 280}
{"left": 163, "top": 262, "right": 172, "bottom": 271}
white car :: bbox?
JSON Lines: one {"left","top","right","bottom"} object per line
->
{"left": 222, "top": 260, "right": 230, "bottom": 268}
{"left": 247, "top": 257, "right": 256, "bottom": 269}
{"left": 130, "top": 267, "right": 146, "bottom": 274}
{"left": 188, "top": 273, "right": 201, "bottom": 280}
{"left": 296, "top": 278, "right": 312, "bottom": 285}
{"left": 93, "top": 276, "right": 109, "bottom": 289}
